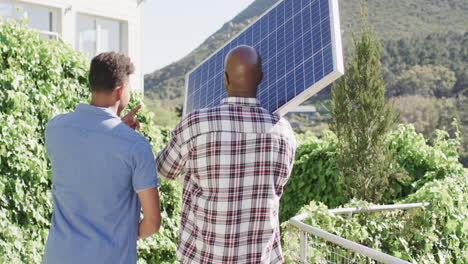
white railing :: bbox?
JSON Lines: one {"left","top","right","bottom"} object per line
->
{"left": 0, "top": 18, "right": 62, "bottom": 41}
{"left": 37, "top": 30, "right": 63, "bottom": 42}
{"left": 288, "top": 203, "right": 429, "bottom": 264}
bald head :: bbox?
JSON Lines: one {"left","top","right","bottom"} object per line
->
{"left": 224, "top": 45, "right": 263, "bottom": 98}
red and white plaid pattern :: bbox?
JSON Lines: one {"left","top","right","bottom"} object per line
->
{"left": 156, "top": 97, "right": 296, "bottom": 264}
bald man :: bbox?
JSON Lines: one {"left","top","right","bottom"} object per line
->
{"left": 156, "top": 45, "right": 296, "bottom": 264}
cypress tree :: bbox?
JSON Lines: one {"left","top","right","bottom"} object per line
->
{"left": 330, "top": 4, "right": 404, "bottom": 202}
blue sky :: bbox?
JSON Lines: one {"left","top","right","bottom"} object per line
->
{"left": 143, "top": 0, "right": 255, "bottom": 74}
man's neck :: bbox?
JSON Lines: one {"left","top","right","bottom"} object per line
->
{"left": 227, "top": 91, "right": 257, "bottom": 98}
{"left": 90, "top": 96, "right": 120, "bottom": 116}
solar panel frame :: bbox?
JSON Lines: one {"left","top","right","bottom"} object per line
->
{"left": 183, "top": 0, "right": 344, "bottom": 117}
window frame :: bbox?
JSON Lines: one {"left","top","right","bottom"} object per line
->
{"left": 0, "top": 0, "right": 60, "bottom": 36}
{"left": 76, "top": 13, "right": 127, "bottom": 58}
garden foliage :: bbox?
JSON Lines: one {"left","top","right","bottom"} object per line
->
{"left": 0, "top": 21, "right": 181, "bottom": 263}
{"left": 280, "top": 124, "right": 465, "bottom": 223}
{"left": 282, "top": 172, "right": 467, "bottom": 263}
{"left": 0, "top": 14, "right": 466, "bottom": 264}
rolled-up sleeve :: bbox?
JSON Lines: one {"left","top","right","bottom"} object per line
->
{"left": 132, "top": 140, "right": 159, "bottom": 192}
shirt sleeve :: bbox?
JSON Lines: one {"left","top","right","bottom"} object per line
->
{"left": 275, "top": 120, "right": 298, "bottom": 196}
{"left": 155, "top": 127, "right": 190, "bottom": 180}
{"left": 132, "top": 140, "right": 160, "bottom": 192}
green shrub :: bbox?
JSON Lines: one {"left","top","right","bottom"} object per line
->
{"left": 389, "top": 123, "right": 464, "bottom": 195}
{"left": 126, "top": 98, "right": 182, "bottom": 264}
{"left": 280, "top": 131, "right": 344, "bottom": 223}
{"left": 280, "top": 124, "right": 464, "bottom": 222}
{"left": 282, "top": 173, "right": 467, "bottom": 263}
{"left": 0, "top": 21, "right": 180, "bottom": 263}
{"left": 0, "top": 20, "right": 89, "bottom": 263}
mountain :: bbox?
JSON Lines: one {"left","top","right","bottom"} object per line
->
{"left": 144, "top": 0, "right": 276, "bottom": 107}
{"left": 144, "top": 0, "right": 468, "bottom": 111}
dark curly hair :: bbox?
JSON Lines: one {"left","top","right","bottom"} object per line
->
{"left": 89, "top": 52, "right": 135, "bottom": 92}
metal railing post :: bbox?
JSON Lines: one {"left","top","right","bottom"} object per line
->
{"left": 300, "top": 231, "right": 308, "bottom": 264}
{"left": 289, "top": 202, "right": 429, "bottom": 264}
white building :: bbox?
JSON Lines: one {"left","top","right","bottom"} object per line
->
{"left": 0, "top": 0, "right": 146, "bottom": 91}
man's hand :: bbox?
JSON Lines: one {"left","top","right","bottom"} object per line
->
{"left": 122, "top": 105, "right": 142, "bottom": 130}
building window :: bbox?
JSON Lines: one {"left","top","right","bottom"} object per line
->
{"left": 0, "top": 1, "right": 18, "bottom": 20}
{"left": 77, "top": 15, "right": 96, "bottom": 58}
{"left": 77, "top": 14, "right": 123, "bottom": 59}
{"left": 0, "top": 0, "right": 59, "bottom": 36}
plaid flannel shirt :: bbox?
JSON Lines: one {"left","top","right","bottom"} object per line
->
{"left": 156, "top": 97, "right": 296, "bottom": 264}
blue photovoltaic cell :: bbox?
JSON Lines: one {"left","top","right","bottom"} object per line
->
{"left": 185, "top": 0, "right": 340, "bottom": 115}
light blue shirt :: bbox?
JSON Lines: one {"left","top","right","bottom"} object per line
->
{"left": 43, "top": 103, "right": 159, "bottom": 264}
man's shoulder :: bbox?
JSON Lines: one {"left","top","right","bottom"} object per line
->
{"left": 179, "top": 105, "right": 293, "bottom": 137}
{"left": 269, "top": 116, "right": 297, "bottom": 145}
{"left": 187, "top": 105, "right": 277, "bottom": 121}
{"left": 185, "top": 107, "right": 218, "bottom": 119}
{"left": 109, "top": 120, "right": 150, "bottom": 147}
{"left": 177, "top": 105, "right": 253, "bottom": 129}
{"left": 46, "top": 112, "right": 148, "bottom": 146}
{"left": 175, "top": 108, "right": 212, "bottom": 130}
{"left": 171, "top": 107, "right": 227, "bottom": 140}
{"left": 46, "top": 113, "right": 73, "bottom": 131}
{"left": 276, "top": 116, "right": 293, "bottom": 130}
{"left": 127, "top": 129, "right": 151, "bottom": 146}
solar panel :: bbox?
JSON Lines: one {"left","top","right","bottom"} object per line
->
{"left": 184, "top": 0, "right": 344, "bottom": 117}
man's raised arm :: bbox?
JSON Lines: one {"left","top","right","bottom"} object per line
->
{"left": 156, "top": 125, "right": 189, "bottom": 180}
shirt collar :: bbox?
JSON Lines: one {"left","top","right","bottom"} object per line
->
{"left": 75, "top": 103, "right": 119, "bottom": 118}
{"left": 221, "top": 97, "right": 261, "bottom": 107}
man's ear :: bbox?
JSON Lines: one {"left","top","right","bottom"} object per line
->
{"left": 114, "top": 86, "right": 123, "bottom": 101}
{"left": 224, "top": 72, "right": 230, "bottom": 89}
{"left": 258, "top": 71, "right": 264, "bottom": 85}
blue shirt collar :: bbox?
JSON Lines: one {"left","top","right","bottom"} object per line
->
{"left": 75, "top": 103, "right": 119, "bottom": 118}
{"left": 221, "top": 97, "right": 261, "bottom": 107}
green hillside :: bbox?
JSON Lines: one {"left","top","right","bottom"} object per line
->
{"left": 340, "top": 0, "right": 467, "bottom": 45}
{"left": 144, "top": 0, "right": 468, "bottom": 112}
{"left": 143, "top": 0, "right": 467, "bottom": 164}
{"left": 144, "top": 0, "right": 276, "bottom": 110}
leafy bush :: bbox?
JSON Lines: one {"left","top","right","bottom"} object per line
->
{"left": 0, "top": 20, "right": 89, "bottom": 263}
{"left": 280, "top": 124, "right": 464, "bottom": 222}
{"left": 282, "top": 173, "right": 467, "bottom": 263}
{"left": 389, "top": 123, "right": 464, "bottom": 195}
{"left": 0, "top": 21, "right": 180, "bottom": 263}
{"left": 279, "top": 131, "right": 343, "bottom": 223}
